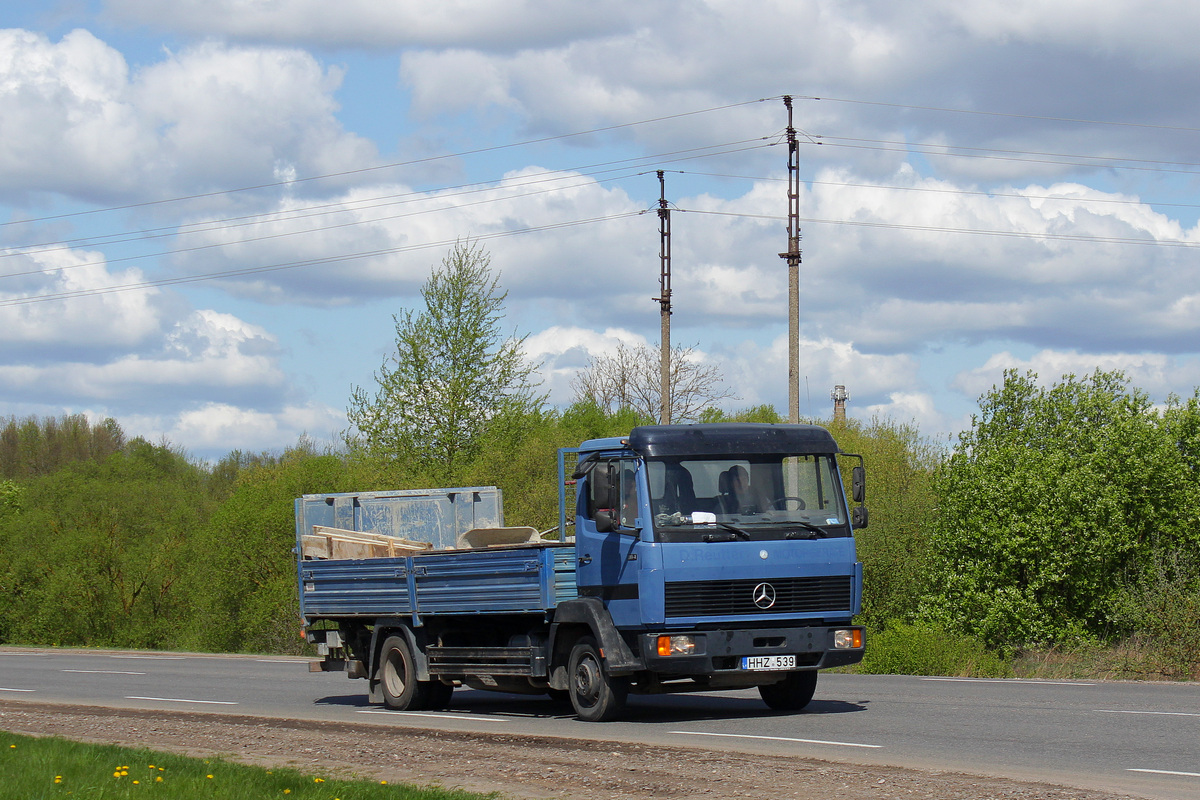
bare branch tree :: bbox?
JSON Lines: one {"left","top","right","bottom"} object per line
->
{"left": 571, "top": 342, "right": 735, "bottom": 423}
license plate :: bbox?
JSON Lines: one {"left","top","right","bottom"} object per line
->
{"left": 740, "top": 654, "right": 796, "bottom": 671}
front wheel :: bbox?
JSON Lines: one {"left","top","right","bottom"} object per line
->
{"left": 758, "top": 670, "right": 818, "bottom": 711}
{"left": 568, "top": 636, "right": 628, "bottom": 722}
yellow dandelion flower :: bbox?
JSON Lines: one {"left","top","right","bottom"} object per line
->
{"left": 156, "top": 776, "right": 163, "bottom": 783}
{"left": 313, "top": 777, "right": 325, "bottom": 783}
{"left": 207, "top": 774, "right": 214, "bottom": 779}
{"left": 133, "top": 780, "right": 140, "bottom": 785}
{"left": 283, "top": 790, "right": 291, "bottom": 795}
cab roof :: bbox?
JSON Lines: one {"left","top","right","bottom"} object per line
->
{"left": 578, "top": 423, "right": 840, "bottom": 458}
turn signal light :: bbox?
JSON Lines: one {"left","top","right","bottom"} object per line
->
{"left": 833, "top": 629, "right": 863, "bottom": 649}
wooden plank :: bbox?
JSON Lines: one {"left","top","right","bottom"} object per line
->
{"left": 302, "top": 525, "right": 433, "bottom": 560}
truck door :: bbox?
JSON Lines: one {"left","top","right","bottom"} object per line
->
{"left": 576, "top": 457, "right": 643, "bottom": 628}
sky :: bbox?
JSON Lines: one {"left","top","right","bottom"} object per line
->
{"left": 3, "top": 1, "right": 1200, "bottom": 461}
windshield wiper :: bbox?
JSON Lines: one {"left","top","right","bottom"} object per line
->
{"left": 785, "top": 521, "right": 828, "bottom": 539}
{"left": 702, "top": 522, "right": 752, "bottom": 542}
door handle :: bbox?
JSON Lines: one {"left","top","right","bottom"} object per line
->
{"left": 578, "top": 554, "right": 592, "bottom": 566}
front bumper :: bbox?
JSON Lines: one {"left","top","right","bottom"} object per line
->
{"left": 639, "top": 625, "right": 865, "bottom": 673}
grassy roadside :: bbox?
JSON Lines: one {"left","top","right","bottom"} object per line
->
{"left": 847, "top": 620, "right": 1199, "bottom": 681}
{"left": 0, "top": 731, "right": 492, "bottom": 800}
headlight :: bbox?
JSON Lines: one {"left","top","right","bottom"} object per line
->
{"left": 657, "top": 635, "right": 697, "bottom": 656}
{"left": 833, "top": 629, "right": 863, "bottom": 649}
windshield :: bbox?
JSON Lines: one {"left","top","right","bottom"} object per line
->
{"left": 647, "top": 454, "right": 849, "bottom": 541}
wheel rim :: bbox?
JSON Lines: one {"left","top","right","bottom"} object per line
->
{"left": 572, "top": 653, "right": 602, "bottom": 709}
{"left": 383, "top": 648, "right": 407, "bottom": 699}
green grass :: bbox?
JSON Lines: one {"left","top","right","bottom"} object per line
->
{"left": 852, "top": 620, "right": 1012, "bottom": 678}
{"left": 0, "top": 731, "right": 494, "bottom": 800}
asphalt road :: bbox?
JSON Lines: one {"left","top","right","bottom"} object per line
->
{"left": 1, "top": 647, "right": 1197, "bottom": 800}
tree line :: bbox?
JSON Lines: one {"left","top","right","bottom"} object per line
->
{"left": 0, "top": 242, "right": 1196, "bottom": 678}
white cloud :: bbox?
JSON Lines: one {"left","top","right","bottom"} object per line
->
{"left": 0, "top": 29, "right": 376, "bottom": 202}
{"left": 952, "top": 349, "right": 1200, "bottom": 402}
{"left": 717, "top": 334, "right": 920, "bottom": 412}
{"left": 525, "top": 325, "right": 651, "bottom": 404}
{"left": 859, "top": 391, "right": 962, "bottom": 441}
{"left": 169, "top": 168, "right": 649, "bottom": 306}
{"left": 0, "top": 29, "right": 148, "bottom": 199}
{"left": 0, "top": 306, "right": 283, "bottom": 406}
{"left": 0, "top": 247, "right": 164, "bottom": 351}
{"left": 105, "top": 0, "right": 644, "bottom": 49}
{"left": 148, "top": 400, "right": 345, "bottom": 456}
{"left": 944, "top": 0, "right": 1200, "bottom": 59}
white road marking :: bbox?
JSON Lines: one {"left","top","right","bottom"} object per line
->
{"left": 356, "top": 709, "right": 508, "bottom": 723}
{"left": 1097, "top": 709, "right": 1200, "bottom": 718}
{"left": 920, "top": 677, "right": 1096, "bottom": 686}
{"left": 109, "top": 655, "right": 186, "bottom": 660}
{"left": 670, "top": 730, "right": 881, "bottom": 749}
{"left": 0, "top": 688, "right": 35, "bottom": 693}
{"left": 1128, "top": 769, "right": 1200, "bottom": 778}
{"left": 62, "top": 669, "right": 146, "bottom": 675}
{"left": 125, "top": 696, "right": 238, "bottom": 705}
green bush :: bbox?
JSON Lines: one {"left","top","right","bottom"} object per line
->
{"left": 924, "top": 370, "right": 1200, "bottom": 650}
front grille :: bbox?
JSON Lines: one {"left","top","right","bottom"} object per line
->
{"left": 664, "top": 576, "right": 852, "bottom": 618}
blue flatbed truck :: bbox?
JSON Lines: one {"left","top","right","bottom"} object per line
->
{"left": 298, "top": 423, "right": 867, "bottom": 721}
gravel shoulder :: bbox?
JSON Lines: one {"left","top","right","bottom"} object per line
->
{"left": 0, "top": 699, "right": 1143, "bottom": 800}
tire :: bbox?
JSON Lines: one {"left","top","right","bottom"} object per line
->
{"left": 567, "top": 636, "right": 628, "bottom": 722}
{"left": 758, "top": 670, "right": 818, "bottom": 711}
{"left": 379, "top": 634, "right": 435, "bottom": 711}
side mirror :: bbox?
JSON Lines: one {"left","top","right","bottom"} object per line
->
{"left": 595, "top": 509, "right": 616, "bottom": 533}
{"left": 852, "top": 505, "right": 869, "bottom": 529}
{"left": 594, "top": 462, "right": 617, "bottom": 507}
{"left": 851, "top": 465, "right": 866, "bottom": 503}
{"left": 591, "top": 462, "right": 618, "bottom": 532}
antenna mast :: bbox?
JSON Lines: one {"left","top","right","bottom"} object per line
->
{"left": 655, "top": 170, "right": 672, "bottom": 425}
{"left": 778, "top": 96, "right": 802, "bottom": 424}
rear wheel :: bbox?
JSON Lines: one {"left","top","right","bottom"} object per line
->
{"left": 379, "top": 634, "right": 436, "bottom": 710}
{"left": 568, "top": 636, "right": 628, "bottom": 722}
{"left": 758, "top": 670, "right": 818, "bottom": 711}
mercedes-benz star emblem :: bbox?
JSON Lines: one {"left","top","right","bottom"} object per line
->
{"left": 752, "top": 582, "right": 776, "bottom": 609}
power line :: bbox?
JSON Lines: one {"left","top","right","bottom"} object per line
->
{"left": 6, "top": 90, "right": 1198, "bottom": 304}
{"left": 0, "top": 98, "right": 774, "bottom": 230}
{"left": 1, "top": 139, "right": 774, "bottom": 281}
{"left": 812, "top": 135, "right": 1200, "bottom": 176}
{"left": 0, "top": 211, "right": 646, "bottom": 308}
{"left": 675, "top": 208, "right": 1200, "bottom": 249}
{"left": 679, "top": 169, "right": 1200, "bottom": 212}
{"left": 798, "top": 95, "right": 1200, "bottom": 134}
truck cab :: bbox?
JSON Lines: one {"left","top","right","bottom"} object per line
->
{"left": 563, "top": 423, "right": 865, "bottom": 717}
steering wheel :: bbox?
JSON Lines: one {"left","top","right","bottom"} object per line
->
{"left": 767, "top": 496, "right": 806, "bottom": 510}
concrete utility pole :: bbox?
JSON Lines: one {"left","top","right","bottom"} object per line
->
{"left": 655, "top": 170, "right": 672, "bottom": 425}
{"left": 778, "top": 96, "right": 802, "bottom": 424}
